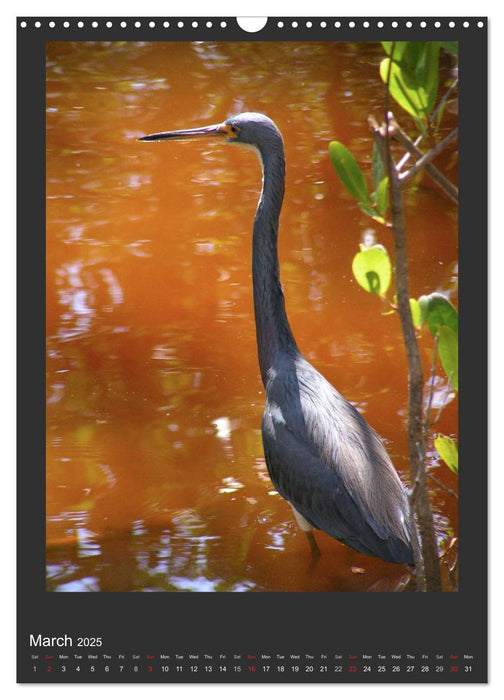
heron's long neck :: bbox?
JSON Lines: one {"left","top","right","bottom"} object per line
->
{"left": 253, "top": 143, "right": 299, "bottom": 386}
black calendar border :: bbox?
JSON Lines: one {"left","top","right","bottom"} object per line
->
{"left": 17, "top": 17, "right": 488, "bottom": 684}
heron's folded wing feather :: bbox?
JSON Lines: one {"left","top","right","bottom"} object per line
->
{"left": 262, "top": 407, "right": 413, "bottom": 563}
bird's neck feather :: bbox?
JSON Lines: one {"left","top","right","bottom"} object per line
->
{"left": 252, "top": 144, "right": 299, "bottom": 386}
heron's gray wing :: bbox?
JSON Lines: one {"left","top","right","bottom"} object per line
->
{"left": 263, "top": 408, "right": 371, "bottom": 549}
{"left": 262, "top": 404, "right": 413, "bottom": 563}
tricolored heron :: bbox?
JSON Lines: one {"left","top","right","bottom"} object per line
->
{"left": 140, "top": 112, "right": 415, "bottom": 565}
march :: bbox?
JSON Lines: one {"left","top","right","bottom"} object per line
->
{"left": 29, "top": 634, "right": 73, "bottom": 647}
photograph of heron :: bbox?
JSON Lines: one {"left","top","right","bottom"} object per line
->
{"left": 46, "top": 40, "right": 458, "bottom": 593}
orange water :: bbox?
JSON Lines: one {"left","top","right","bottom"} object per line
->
{"left": 46, "top": 41, "right": 458, "bottom": 592}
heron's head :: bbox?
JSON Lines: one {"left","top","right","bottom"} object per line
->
{"left": 222, "top": 113, "right": 282, "bottom": 151}
{"left": 139, "top": 112, "right": 282, "bottom": 156}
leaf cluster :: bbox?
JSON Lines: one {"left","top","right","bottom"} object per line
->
{"left": 328, "top": 41, "right": 458, "bottom": 480}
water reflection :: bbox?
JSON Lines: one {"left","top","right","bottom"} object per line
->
{"left": 52, "top": 259, "right": 125, "bottom": 341}
{"left": 47, "top": 519, "right": 413, "bottom": 593}
{"left": 46, "top": 41, "right": 458, "bottom": 593}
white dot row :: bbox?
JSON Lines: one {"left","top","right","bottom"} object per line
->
{"left": 19, "top": 19, "right": 229, "bottom": 29}
{"left": 277, "top": 19, "right": 485, "bottom": 29}
{"left": 19, "top": 18, "right": 486, "bottom": 30}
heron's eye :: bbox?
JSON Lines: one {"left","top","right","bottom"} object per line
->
{"left": 230, "top": 125, "right": 239, "bottom": 136}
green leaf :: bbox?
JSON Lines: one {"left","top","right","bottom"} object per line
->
{"left": 438, "top": 325, "right": 458, "bottom": 390}
{"left": 418, "top": 294, "right": 458, "bottom": 388}
{"left": 419, "top": 42, "right": 441, "bottom": 113}
{"left": 381, "top": 41, "right": 408, "bottom": 61}
{"left": 372, "top": 141, "right": 385, "bottom": 192}
{"left": 352, "top": 244, "right": 392, "bottom": 296}
{"left": 329, "top": 141, "right": 370, "bottom": 204}
{"left": 434, "top": 434, "right": 458, "bottom": 475}
{"left": 380, "top": 42, "right": 440, "bottom": 122}
{"left": 358, "top": 201, "right": 386, "bottom": 225}
{"left": 435, "top": 99, "right": 447, "bottom": 131}
{"left": 375, "top": 176, "right": 389, "bottom": 217}
{"left": 409, "top": 298, "right": 422, "bottom": 328}
{"left": 419, "top": 292, "right": 458, "bottom": 336}
{"left": 380, "top": 57, "right": 422, "bottom": 121}
{"left": 357, "top": 201, "right": 375, "bottom": 216}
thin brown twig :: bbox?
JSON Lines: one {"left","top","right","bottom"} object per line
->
{"left": 390, "top": 117, "right": 458, "bottom": 203}
{"left": 399, "top": 128, "right": 458, "bottom": 186}
{"left": 397, "top": 77, "right": 459, "bottom": 171}
{"left": 427, "top": 472, "right": 458, "bottom": 500}
{"left": 383, "top": 46, "right": 427, "bottom": 588}
{"left": 430, "top": 384, "right": 456, "bottom": 427}
{"left": 428, "top": 77, "right": 459, "bottom": 129}
{"left": 382, "top": 43, "right": 441, "bottom": 592}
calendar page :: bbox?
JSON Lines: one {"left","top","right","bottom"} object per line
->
{"left": 17, "top": 15, "right": 487, "bottom": 684}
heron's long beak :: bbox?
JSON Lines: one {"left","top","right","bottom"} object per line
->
{"left": 139, "top": 123, "right": 229, "bottom": 142}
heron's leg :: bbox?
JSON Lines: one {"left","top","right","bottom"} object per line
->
{"left": 290, "top": 504, "right": 321, "bottom": 559}
{"left": 305, "top": 530, "right": 321, "bottom": 560}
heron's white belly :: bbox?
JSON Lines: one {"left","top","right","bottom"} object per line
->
{"left": 290, "top": 504, "right": 312, "bottom": 532}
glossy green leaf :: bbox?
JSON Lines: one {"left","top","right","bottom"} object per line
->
{"left": 372, "top": 141, "right": 385, "bottom": 192}
{"left": 357, "top": 200, "right": 376, "bottom": 216}
{"left": 380, "top": 42, "right": 440, "bottom": 122}
{"left": 419, "top": 42, "right": 441, "bottom": 111}
{"left": 381, "top": 41, "right": 408, "bottom": 61}
{"left": 434, "top": 434, "right": 458, "bottom": 475}
{"left": 419, "top": 292, "right": 458, "bottom": 336}
{"left": 409, "top": 298, "right": 422, "bottom": 328}
{"left": 438, "top": 325, "right": 458, "bottom": 390}
{"left": 379, "top": 58, "right": 427, "bottom": 121}
{"left": 352, "top": 244, "right": 392, "bottom": 296}
{"left": 329, "top": 141, "right": 370, "bottom": 204}
{"left": 435, "top": 99, "right": 447, "bottom": 131}
{"left": 375, "top": 176, "right": 389, "bottom": 217}
{"left": 357, "top": 201, "right": 384, "bottom": 224}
